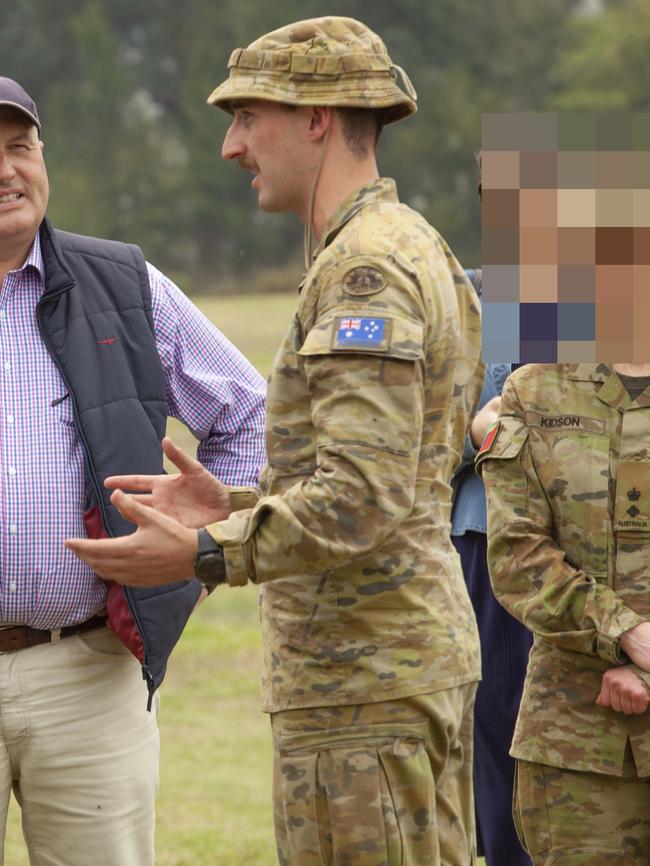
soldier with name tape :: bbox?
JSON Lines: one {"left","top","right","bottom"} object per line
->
{"left": 66, "top": 16, "right": 484, "bottom": 865}
{"left": 477, "top": 362, "right": 650, "bottom": 866}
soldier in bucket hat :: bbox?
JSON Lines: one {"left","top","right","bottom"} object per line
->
{"left": 68, "top": 16, "right": 484, "bottom": 865}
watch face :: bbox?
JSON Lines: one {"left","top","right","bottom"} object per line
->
{"left": 197, "top": 551, "right": 226, "bottom": 586}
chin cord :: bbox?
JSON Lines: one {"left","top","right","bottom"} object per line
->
{"left": 303, "top": 126, "right": 331, "bottom": 272}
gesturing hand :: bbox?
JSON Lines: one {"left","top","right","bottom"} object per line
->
{"left": 104, "top": 437, "right": 231, "bottom": 529}
{"left": 596, "top": 665, "right": 650, "bottom": 716}
{"left": 65, "top": 488, "right": 199, "bottom": 587}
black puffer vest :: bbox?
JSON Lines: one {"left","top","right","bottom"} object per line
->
{"left": 36, "top": 218, "right": 201, "bottom": 709}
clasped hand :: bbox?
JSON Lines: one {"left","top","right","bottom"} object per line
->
{"left": 596, "top": 665, "right": 650, "bottom": 716}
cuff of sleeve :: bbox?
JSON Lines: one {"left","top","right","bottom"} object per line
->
{"left": 221, "top": 542, "right": 249, "bottom": 587}
{"left": 598, "top": 609, "right": 647, "bottom": 663}
{"left": 205, "top": 510, "right": 254, "bottom": 587}
{"left": 228, "top": 486, "right": 260, "bottom": 513}
{"left": 628, "top": 664, "right": 650, "bottom": 693}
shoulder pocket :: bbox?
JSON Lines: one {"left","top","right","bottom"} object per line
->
{"left": 298, "top": 311, "right": 425, "bottom": 361}
{"left": 476, "top": 416, "right": 528, "bottom": 475}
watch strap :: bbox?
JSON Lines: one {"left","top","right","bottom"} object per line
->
{"left": 194, "top": 529, "right": 227, "bottom": 587}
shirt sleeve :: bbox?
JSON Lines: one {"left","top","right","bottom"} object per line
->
{"left": 477, "top": 380, "right": 645, "bottom": 664}
{"left": 205, "top": 261, "right": 428, "bottom": 586}
{"left": 147, "top": 263, "right": 266, "bottom": 487}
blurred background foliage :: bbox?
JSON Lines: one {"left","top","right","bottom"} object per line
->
{"left": 2, "top": 0, "right": 643, "bottom": 292}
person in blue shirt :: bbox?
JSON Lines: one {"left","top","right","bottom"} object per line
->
{"left": 451, "top": 271, "right": 532, "bottom": 866}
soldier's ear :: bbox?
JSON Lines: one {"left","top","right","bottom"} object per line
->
{"left": 307, "top": 107, "right": 331, "bottom": 142}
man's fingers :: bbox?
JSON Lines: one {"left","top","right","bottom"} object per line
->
{"left": 104, "top": 475, "right": 155, "bottom": 492}
{"left": 129, "top": 494, "right": 155, "bottom": 508}
{"left": 163, "top": 437, "right": 202, "bottom": 475}
{"left": 64, "top": 536, "right": 130, "bottom": 573}
{"left": 597, "top": 667, "right": 650, "bottom": 715}
{"left": 111, "top": 490, "right": 155, "bottom": 526}
{"left": 596, "top": 682, "right": 610, "bottom": 707}
{"left": 620, "top": 694, "right": 634, "bottom": 715}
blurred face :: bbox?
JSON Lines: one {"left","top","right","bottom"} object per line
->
{"left": 221, "top": 100, "right": 314, "bottom": 217}
{"left": 0, "top": 109, "right": 48, "bottom": 258}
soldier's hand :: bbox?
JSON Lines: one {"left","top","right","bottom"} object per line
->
{"left": 596, "top": 665, "right": 650, "bottom": 715}
{"left": 65, "top": 489, "right": 198, "bottom": 586}
{"left": 104, "top": 437, "right": 232, "bottom": 529}
{"left": 620, "top": 621, "right": 650, "bottom": 673}
{"left": 470, "top": 396, "right": 501, "bottom": 449}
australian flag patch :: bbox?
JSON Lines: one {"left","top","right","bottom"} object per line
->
{"left": 336, "top": 316, "right": 386, "bottom": 348}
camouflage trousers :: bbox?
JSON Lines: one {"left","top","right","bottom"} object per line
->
{"left": 514, "top": 753, "right": 650, "bottom": 865}
{"left": 271, "top": 683, "right": 477, "bottom": 866}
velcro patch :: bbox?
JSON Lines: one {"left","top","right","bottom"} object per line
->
{"left": 334, "top": 316, "right": 388, "bottom": 350}
{"left": 478, "top": 421, "right": 500, "bottom": 456}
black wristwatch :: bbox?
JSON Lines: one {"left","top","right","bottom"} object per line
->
{"left": 194, "top": 529, "right": 227, "bottom": 589}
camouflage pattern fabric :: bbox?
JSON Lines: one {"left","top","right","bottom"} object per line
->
{"left": 207, "top": 17, "right": 417, "bottom": 124}
{"left": 513, "top": 754, "right": 650, "bottom": 865}
{"left": 272, "top": 685, "right": 477, "bottom": 866}
{"left": 207, "top": 177, "right": 484, "bottom": 712}
{"left": 477, "top": 363, "right": 650, "bottom": 776}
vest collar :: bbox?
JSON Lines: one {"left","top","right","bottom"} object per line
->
{"left": 38, "top": 217, "right": 75, "bottom": 298}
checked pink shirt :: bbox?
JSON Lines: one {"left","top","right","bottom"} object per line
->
{"left": 0, "top": 232, "right": 266, "bottom": 628}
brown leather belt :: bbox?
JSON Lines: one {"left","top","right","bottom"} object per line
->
{"left": 0, "top": 615, "right": 108, "bottom": 653}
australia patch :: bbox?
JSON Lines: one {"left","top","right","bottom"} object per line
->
{"left": 335, "top": 316, "right": 386, "bottom": 348}
{"left": 342, "top": 266, "right": 387, "bottom": 296}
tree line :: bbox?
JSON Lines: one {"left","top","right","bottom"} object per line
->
{"left": 4, "top": 0, "right": 646, "bottom": 292}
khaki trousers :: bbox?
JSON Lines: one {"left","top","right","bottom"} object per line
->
{"left": 514, "top": 755, "right": 650, "bottom": 865}
{"left": 271, "top": 683, "right": 477, "bottom": 866}
{"left": 0, "top": 626, "right": 159, "bottom": 866}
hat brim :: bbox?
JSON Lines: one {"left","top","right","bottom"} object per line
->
{"left": 207, "top": 74, "right": 416, "bottom": 125}
{"left": 0, "top": 100, "right": 41, "bottom": 131}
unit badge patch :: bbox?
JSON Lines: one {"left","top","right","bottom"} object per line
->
{"left": 342, "top": 266, "right": 387, "bottom": 296}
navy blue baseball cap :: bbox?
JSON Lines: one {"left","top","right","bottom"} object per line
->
{"left": 0, "top": 77, "right": 40, "bottom": 132}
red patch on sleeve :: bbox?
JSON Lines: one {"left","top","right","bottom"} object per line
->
{"left": 478, "top": 421, "right": 500, "bottom": 456}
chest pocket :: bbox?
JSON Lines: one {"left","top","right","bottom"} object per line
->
{"left": 529, "top": 425, "right": 610, "bottom": 579}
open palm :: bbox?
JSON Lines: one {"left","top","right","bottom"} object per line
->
{"left": 104, "top": 437, "right": 231, "bottom": 528}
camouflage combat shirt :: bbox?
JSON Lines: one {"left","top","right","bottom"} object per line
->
{"left": 477, "top": 363, "right": 650, "bottom": 777}
{"left": 209, "top": 178, "right": 483, "bottom": 712}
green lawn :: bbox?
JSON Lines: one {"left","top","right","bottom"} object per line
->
{"left": 6, "top": 290, "right": 487, "bottom": 865}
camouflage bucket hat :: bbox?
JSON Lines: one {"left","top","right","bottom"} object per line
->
{"left": 207, "top": 16, "right": 417, "bottom": 124}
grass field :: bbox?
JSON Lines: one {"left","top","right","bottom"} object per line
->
{"left": 6, "top": 291, "right": 487, "bottom": 865}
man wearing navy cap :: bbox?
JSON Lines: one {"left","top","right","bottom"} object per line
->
{"left": 0, "top": 78, "right": 265, "bottom": 866}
